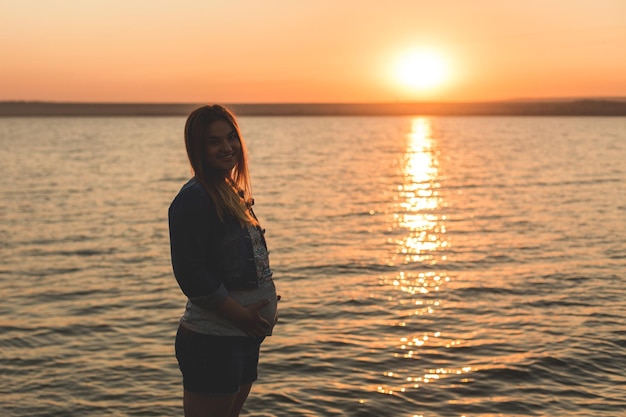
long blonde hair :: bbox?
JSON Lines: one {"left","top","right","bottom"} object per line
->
{"left": 184, "top": 105, "right": 256, "bottom": 226}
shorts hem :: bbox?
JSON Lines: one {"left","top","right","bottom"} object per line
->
{"left": 183, "top": 387, "right": 240, "bottom": 397}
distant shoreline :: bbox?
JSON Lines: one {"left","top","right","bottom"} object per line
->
{"left": 2, "top": 100, "right": 626, "bottom": 117}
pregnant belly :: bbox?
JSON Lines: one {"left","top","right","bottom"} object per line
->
{"left": 232, "top": 283, "right": 278, "bottom": 335}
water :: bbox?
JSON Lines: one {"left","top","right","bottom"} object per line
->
{"left": 1, "top": 115, "right": 625, "bottom": 416}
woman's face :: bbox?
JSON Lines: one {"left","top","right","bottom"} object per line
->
{"left": 203, "top": 119, "right": 241, "bottom": 175}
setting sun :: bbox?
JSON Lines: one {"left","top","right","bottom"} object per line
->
{"left": 394, "top": 49, "right": 450, "bottom": 92}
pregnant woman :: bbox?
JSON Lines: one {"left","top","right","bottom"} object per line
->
{"left": 169, "top": 104, "right": 278, "bottom": 417}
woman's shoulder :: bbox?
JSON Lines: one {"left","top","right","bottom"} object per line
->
{"left": 170, "top": 178, "right": 215, "bottom": 214}
{"left": 179, "top": 177, "right": 205, "bottom": 195}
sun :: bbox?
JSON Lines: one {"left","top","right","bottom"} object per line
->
{"left": 394, "top": 49, "right": 450, "bottom": 92}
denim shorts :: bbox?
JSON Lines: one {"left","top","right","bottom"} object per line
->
{"left": 175, "top": 325, "right": 264, "bottom": 395}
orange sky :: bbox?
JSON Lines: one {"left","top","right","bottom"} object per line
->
{"left": 2, "top": 0, "right": 625, "bottom": 103}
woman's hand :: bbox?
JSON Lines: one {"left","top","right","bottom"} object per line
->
{"left": 275, "top": 295, "right": 281, "bottom": 325}
{"left": 216, "top": 296, "right": 271, "bottom": 337}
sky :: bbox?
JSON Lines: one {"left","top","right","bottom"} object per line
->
{"left": 1, "top": 0, "right": 626, "bottom": 103}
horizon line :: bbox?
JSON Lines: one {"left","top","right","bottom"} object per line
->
{"left": 2, "top": 96, "right": 626, "bottom": 105}
{"left": 2, "top": 99, "right": 626, "bottom": 117}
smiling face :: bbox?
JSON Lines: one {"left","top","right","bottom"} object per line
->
{"left": 203, "top": 119, "right": 242, "bottom": 176}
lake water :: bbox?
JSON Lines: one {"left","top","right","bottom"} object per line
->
{"left": 1, "top": 115, "right": 625, "bottom": 417}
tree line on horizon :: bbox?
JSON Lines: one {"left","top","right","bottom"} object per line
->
{"left": 1, "top": 99, "right": 626, "bottom": 116}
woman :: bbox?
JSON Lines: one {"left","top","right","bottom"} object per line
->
{"left": 169, "top": 105, "right": 278, "bottom": 417}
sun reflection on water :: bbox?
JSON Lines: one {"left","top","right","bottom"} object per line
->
{"left": 376, "top": 117, "right": 463, "bottom": 402}
{"left": 393, "top": 118, "right": 447, "bottom": 265}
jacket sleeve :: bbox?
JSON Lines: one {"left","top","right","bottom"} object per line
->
{"left": 168, "top": 185, "right": 229, "bottom": 309}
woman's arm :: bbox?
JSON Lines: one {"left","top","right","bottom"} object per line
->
{"left": 169, "top": 184, "right": 229, "bottom": 308}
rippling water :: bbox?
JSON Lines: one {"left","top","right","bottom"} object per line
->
{"left": 1, "top": 115, "right": 625, "bottom": 416}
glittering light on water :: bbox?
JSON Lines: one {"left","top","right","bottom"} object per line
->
{"left": 378, "top": 358, "right": 474, "bottom": 396}
{"left": 376, "top": 117, "right": 462, "bottom": 399}
{"left": 392, "top": 118, "right": 448, "bottom": 266}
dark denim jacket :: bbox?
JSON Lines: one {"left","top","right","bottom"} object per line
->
{"left": 168, "top": 178, "right": 261, "bottom": 308}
